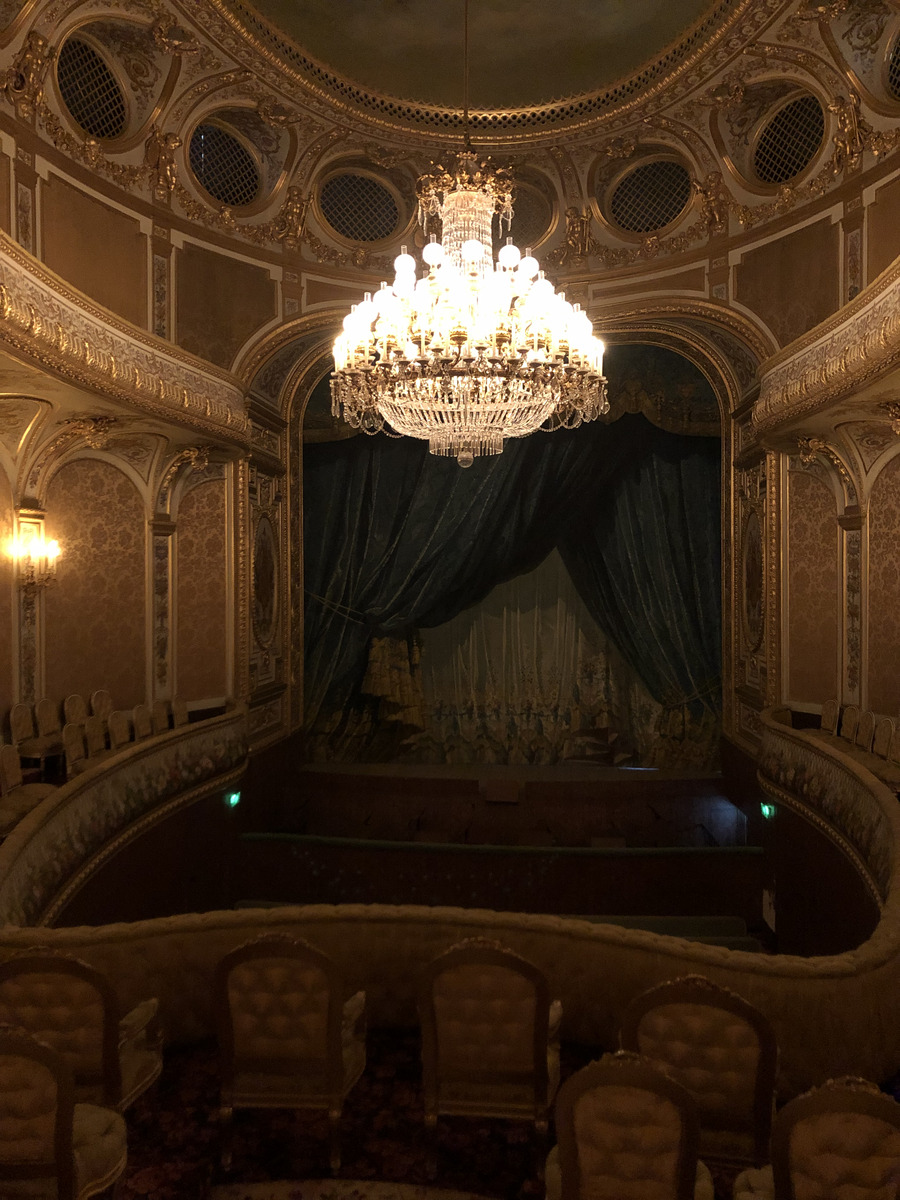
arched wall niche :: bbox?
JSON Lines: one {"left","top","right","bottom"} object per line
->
{"left": 43, "top": 456, "right": 146, "bottom": 707}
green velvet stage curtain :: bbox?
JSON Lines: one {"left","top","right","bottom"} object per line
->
{"left": 303, "top": 415, "right": 720, "bottom": 751}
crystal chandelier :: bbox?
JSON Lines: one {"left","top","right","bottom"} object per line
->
{"left": 330, "top": 9, "right": 608, "bottom": 468}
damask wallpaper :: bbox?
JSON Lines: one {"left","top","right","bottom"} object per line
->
{"left": 868, "top": 454, "right": 900, "bottom": 713}
{"left": 44, "top": 459, "right": 146, "bottom": 707}
{"left": 735, "top": 219, "right": 840, "bottom": 348}
{"left": 788, "top": 470, "right": 838, "bottom": 702}
{"left": 175, "top": 243, "right": 277, "bottom": 369}
{"left": 175, "top": 479, "right": 227, "bottom": 701}
{"left": 0, "top": 469, "right": 13, "bottom": 720}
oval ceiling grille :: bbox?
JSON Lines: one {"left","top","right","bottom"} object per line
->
{"left": 496, "top": 187, "right": 553, "bottom": 250}
{"left": 753, "top": 95, "right": 824, "bottom": 184}
{"left": 608, "top": 159, "right": 692, "bottom": 234}
{"left": 57, "top": 36, "right": 127, "bottom": 140}
{"left": 888, "top": 38, "right": 900, "bottom": 101}
{"left": 320, "top": 174, "right": 399, "bottom": 242}
{"left": 189, "top": 123, "right": 260, "bottom": 208}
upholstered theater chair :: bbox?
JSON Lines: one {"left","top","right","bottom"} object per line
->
{"left": 106, "top": 711, "right": 132, "bottom": 752}
{"left": 0, "top": 744, "right": 57, "bottom": 836}
{"left": 63, "top": 694, "right": 89, "bottom": 729}
{"left": 132, "top": 704, "right": 153, "bottom": 741}
{"left": 9, "top": 701, "right": 64, "bottom": 776}
{"left": 63, "top": 722, "right": 88, "bottom": 779}
{"left": 151, "top": 699, "right": 170, "bottom": 735}
{"left": 546, "top": 1052, "right": 715, "bottom": 1200}
{"left": 732, "top": 1076, "right": 900, "bottom": 1199}
{"left": 619, "top": 974, "right": 778, "bottom": 1169}
{"left": 214, "top": 933, "right": 367, "bottom": 1172}
{"left": 418, "top": 937, "right": 562, "bottom": 1160}
{"left": 0, "top": 1025, "right": 127, "bottom": 1200}
{"left": 0, "top": 952, "right": 162, "bottom": 1112}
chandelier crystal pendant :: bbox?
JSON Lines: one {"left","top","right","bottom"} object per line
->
{"left": 330, "top": 7, "right": 608, "bottom": 468}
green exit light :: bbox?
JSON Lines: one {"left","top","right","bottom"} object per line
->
{"left": 225, "top": 791, "right": 241, "bottom": 809}
{"left": 760, "top": 802, "right": 775, "bottom": 820}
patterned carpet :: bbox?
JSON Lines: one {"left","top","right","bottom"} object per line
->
{"left": 211, "top": 1184, "right": 491, "bottom": 1200}
{"left": 121, "top": 1031, "right": 739, "bottom": 1200}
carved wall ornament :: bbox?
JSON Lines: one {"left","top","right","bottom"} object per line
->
{"left": 828, "top": 92, "right": 873, "bottom": 175}
{"left": 546, "top": 206, "right": 598, "bottom": 266}
{"left": 144, "top": 125, "right": 181, "bottom": 199}
{"left": 878, "top": 400, "right": 900, "bottom": 434}
{"left": 158, "top": 444, "right": 210, "bottom": 510}
{"left": 60, "top": 416, "right": 117, "bottom": 450}
{"left": 797, "top": 435, "right": 858, "bottom": 501}
{"left": 693, "top": 171, "right": 733, "bottom": 233}
{"left": 269, "top": 185, "right": 310, "bottom": 250}
{"left": 2, "top": 29, "right": 52, "bottom": 119}
{"left": 150, "top": 14, "right": 200, "bottom": 55}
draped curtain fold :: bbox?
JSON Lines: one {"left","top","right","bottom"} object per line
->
{"left": 302, "top": 414, "right": 721, "bottom": 763}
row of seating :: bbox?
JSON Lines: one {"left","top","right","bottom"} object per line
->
{"left": 4, "top": 693, "right": 190, "bottom": 779}
{"left": 2, "top": 939, "right": 899, "bottom": 1198}
{"left": 821, "top": 698, "right": 900, "bottom": 762}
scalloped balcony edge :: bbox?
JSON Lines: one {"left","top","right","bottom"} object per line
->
{"left": 753, "top": 256, "right": 900, "bottom": 438}
{"left": 0, "top": 231, "right": 251, "bottom": 448}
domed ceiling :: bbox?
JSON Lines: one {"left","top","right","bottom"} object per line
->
{"left": 231, "top": 0, "right": 726, "bottom": 110}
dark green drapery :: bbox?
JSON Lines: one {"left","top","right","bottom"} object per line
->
{"left": 303, "top": 414, "right": 721, "bottom": 742}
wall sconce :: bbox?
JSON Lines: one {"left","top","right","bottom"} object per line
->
{"left": 6, "top": 526, "right": 61, "bottom": 594}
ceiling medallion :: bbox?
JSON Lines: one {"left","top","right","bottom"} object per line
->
{"left": 330, "top": 5, "right": 607, "bottom": 467}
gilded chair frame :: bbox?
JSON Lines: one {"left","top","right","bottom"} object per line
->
{"left": 553, "top": 1052, "right": 702, "bottom": 1200}
{"left": 418, "top": 939, "right": 554, "bottom": 1130}
{"left": 0, "top": 1025, "right": 79, "bottom": 1200}
{"left": 0, "top": 950, "right": 161, "bottom": 1111}
{"left": 770, "top": 1078, "right": 900, "bottom": 1200}
{"left": 213, "top": 932, "right": 365, "bottom": 1171}
{"left": 618, "top": 973, "right": 778, "bottom": 1166}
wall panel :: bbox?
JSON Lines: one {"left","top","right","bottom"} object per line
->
{"left": 735, "top": 220, "right": 839, "bottom": 347}
{"left": 175, "top": 477, "right": 228, "bottom": 701}
{"left": 0, "top": 469, "right": 14, "bottom": 720}
{"left": 44, "top": 459, "right": 146, "bottom": 707}
{"left": 868, "top": 454, "right": 900, "bottom": 713}
{"left": 41, "top": 175, "right": 147, "bottom": 328}
{"left": 787, "top": 470, "right": 839, "bottom": 702}
{"left": 175, "top": 243, "right": 277, "bottom": 369}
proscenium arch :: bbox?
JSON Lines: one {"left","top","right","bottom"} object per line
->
{"left": 288, "top": 323, "right": 737, "bottom": 742}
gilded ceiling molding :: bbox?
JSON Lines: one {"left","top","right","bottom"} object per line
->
{"left": 754, "top": 255, "right": 900, "bottom": 437}
{"left": 597, "top": 297, "right": 775, "bottom": 369}
{"left": 0, "top": 231, "right": 250, "bottom": 447}
{"left": 187, "top": 0, "right": 793, "bottom": 146}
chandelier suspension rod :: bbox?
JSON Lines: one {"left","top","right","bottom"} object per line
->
{"left": 462, "top": 0, "right": 470, "bottom": 148}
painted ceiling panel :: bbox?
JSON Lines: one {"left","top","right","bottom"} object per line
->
{"left": 235, "top": 0, "right": 720, "bottom": 108}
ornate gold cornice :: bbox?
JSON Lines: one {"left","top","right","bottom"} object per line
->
{"left": 0, "top": 231, "right": 251, "bottom": 447}
{"left": 191, "top": 0, "right": 792, "bottom": 147}
{"left": 754, "top": 256, "right": 900, "bottom": 438}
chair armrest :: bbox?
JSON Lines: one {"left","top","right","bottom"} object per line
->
{"left": 118, "top": 997, "right": 160, "bottom": 1048}
{"left": 548, "top": 998, "right": 563, "bottom": 1043}
{"left": 341, "top": 990, "right": 366, "bottom": 1049}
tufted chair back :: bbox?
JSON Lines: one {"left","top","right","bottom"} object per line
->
{"left": 89, "top": 691, "right": 112, "bottom": 723}
{"left": 0, "top": 1025, "right": 75, "bottom": 1198}
{"left": 0, "top": 951, "right": 162, "bottom": 1112}
{"left": 819, "top": 699, "right": 839, "bottom": 734}
{"left": 106, "top": 711, "right": 131, "bottom": 751}
{"left": 151, "top": 700, "right": 170, "bottom": 735}
{"left": 418, "top": 937, "right": 559, "bottom": 1130}
{"left": 62, "top": 695, "right": 88, "bottom": 728}
{"left": 213, "top": 932, "right": 367, "bottom": 1171}
{"left": 619, "top": 974, "right": 778, "bottom": 1167}
{"left": 132, "top": 705, "right": 153, "bottom": 742}
{"left": 83, "top": 716, "right": 107, "bottom": 759}
{"left": 839, "top": 704, "right": 860, "bottom": 742}
{"left": 772, "top": 1077, "right": 900, "bottom": 1200}
{"left": 549, "top": 1052, "right": 707, "bottom": 1200}
{"left": 0, "top": 1024, "right": 128, "bottom": 1200}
